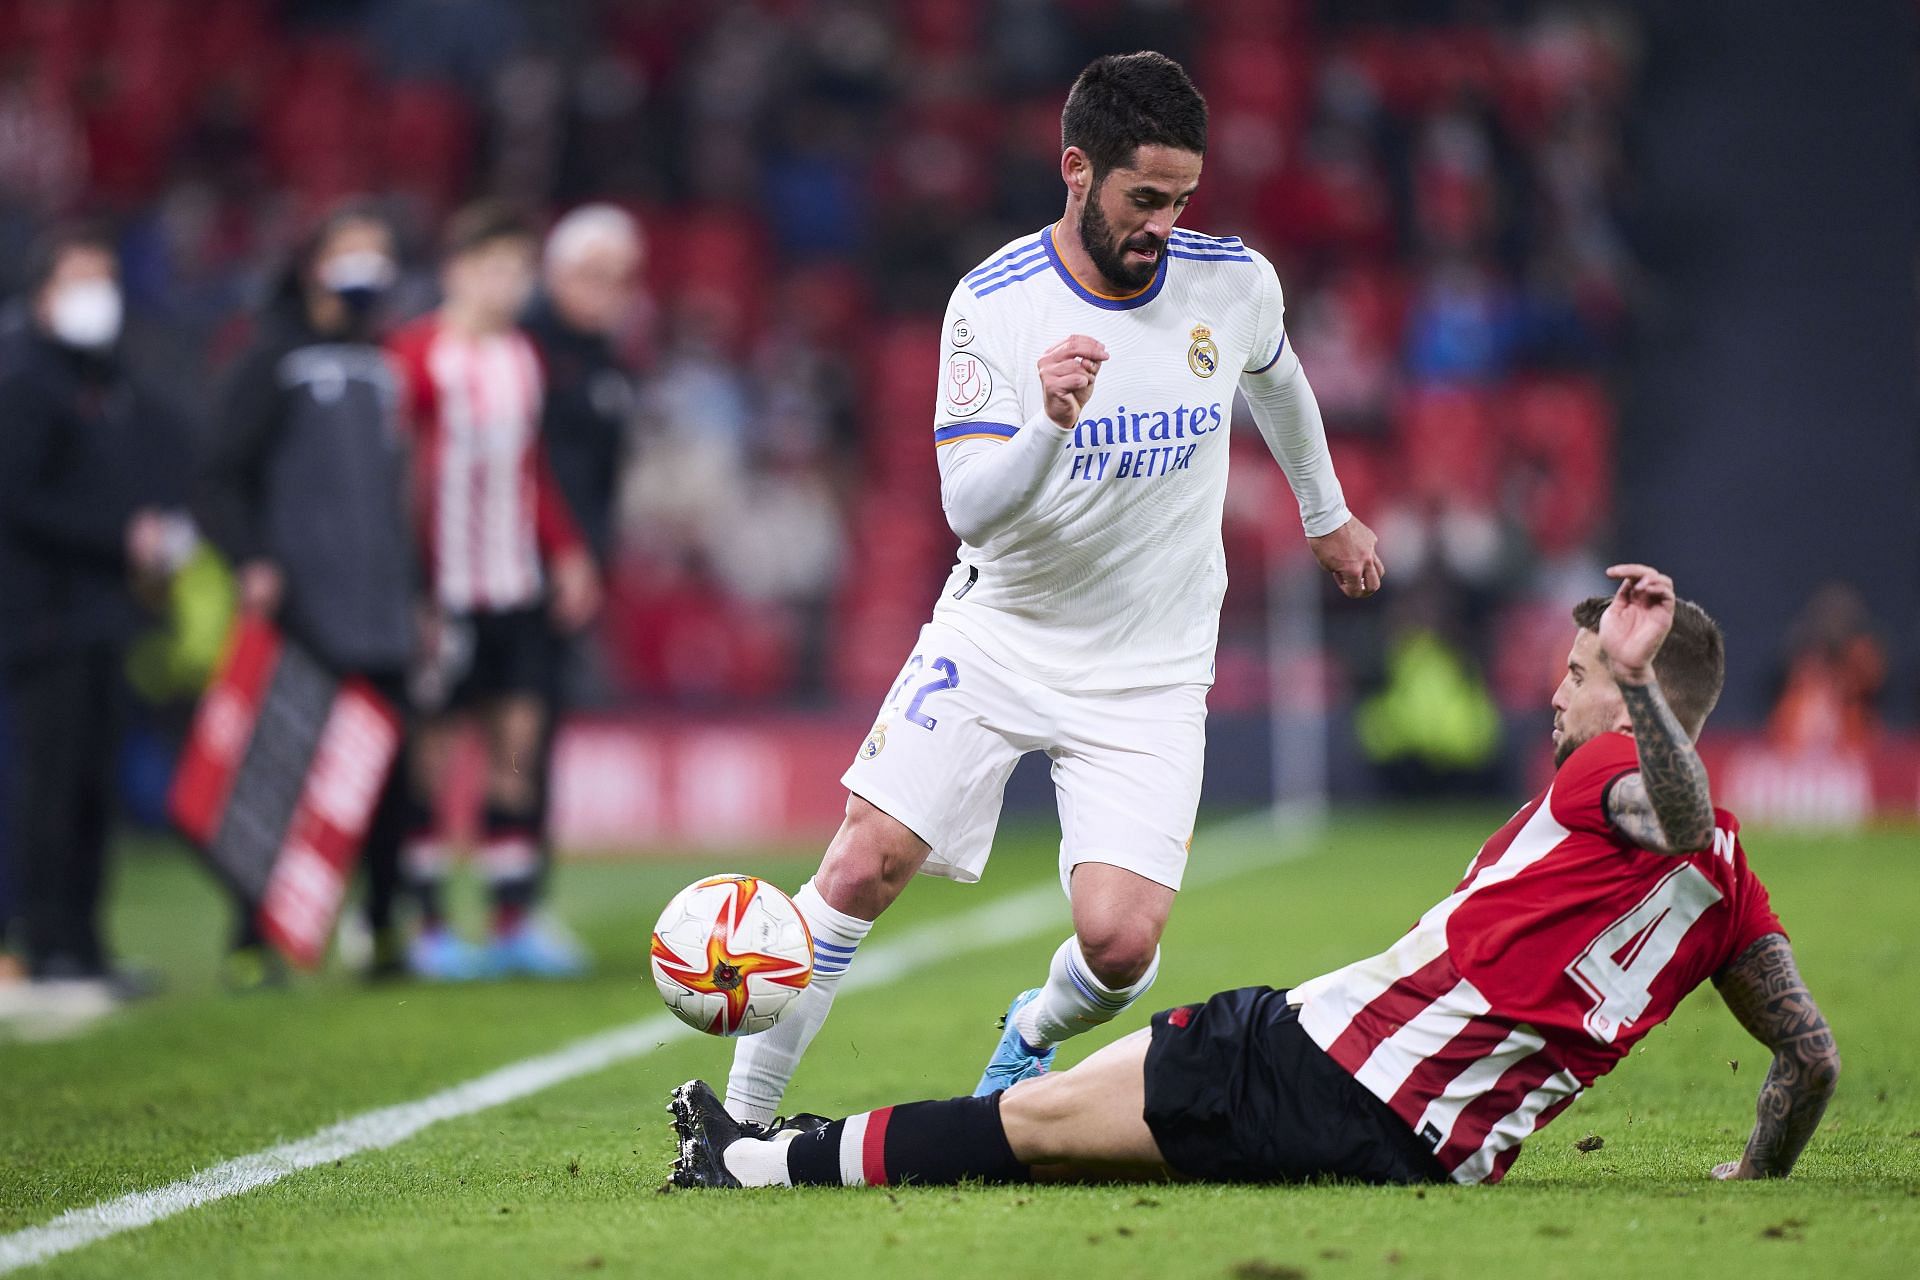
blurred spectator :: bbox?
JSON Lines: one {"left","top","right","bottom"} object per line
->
{"left": 1355, "top": 581, "right": 1504, "bottom": 796}
{"left": 0, "top": 226, "right": 194, "bottom": 1005}
{"left": 1768, "top": 582, "right": 1887, "bottom": 754}
{"left": 522, "top": 201, "right": 642, "bottom": 892}
{"left": 525, "top": 204, "right": 642, "bottom": 569}
{"left": 388, "top": 201, "right": 599, "bottom": 981}
{"left": 196, "top": 203, "right": 417, "bottom": 986}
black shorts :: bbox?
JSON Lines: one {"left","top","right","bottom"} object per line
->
{"left": 1142, "top": 986, "right": 1448, "bottom": 1185}
{"left": 445, "top": 607, "right": 555, "bottom": 709}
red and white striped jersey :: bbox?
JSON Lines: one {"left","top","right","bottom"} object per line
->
{"left": 1292, "top": 732, "right": 1783, "bottom": 1185}
{"left": 388, "top": 316, "right": 582, "bottom": 612}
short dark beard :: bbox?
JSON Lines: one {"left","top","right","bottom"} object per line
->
{"left": 1077, "top": 180, "right": 1162, "bottom": 292}
{"left": 1553, "top": 735, "right": 1578, "bottom": 768}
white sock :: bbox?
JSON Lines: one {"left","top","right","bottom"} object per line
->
{"left": 724, "top": 878, "right": 872, "bottom": 1126}
{"left": 1013, "top": 936, "right": 1161, "bottom": 1052}
{"left": 721, "top": 1128, "right": 798, "bottom": 1187}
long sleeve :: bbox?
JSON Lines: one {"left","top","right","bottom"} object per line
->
{"left": 937, "top": 411, "right": 1071, "bottom": 546}
{"left": 1237, "top": 251, "right": 1350, "bottom": 539}
{"left": 0, "top": 367, "right": 132, "bottom": 567}
{"left": 1239, "top": 355, "right": 1350, "bottom": 538}
{"left": 532, "top": 439, "right": 588, "bottom": 565}
{"left": 195, "top": 344, "right": 283, "bottom": 566}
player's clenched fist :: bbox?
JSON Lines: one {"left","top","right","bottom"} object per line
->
{"left": 1038, "top": 335, "right": 1108, "bottom": 430}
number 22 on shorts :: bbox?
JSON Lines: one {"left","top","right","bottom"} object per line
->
{"left": 886, "top": 655, "right": 960, "bottom": 730}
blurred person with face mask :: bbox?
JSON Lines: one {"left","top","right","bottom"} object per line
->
{"left": 0, "top": 225, "right": 195, "bottom": 1015}
{"left": 195, "top": 204, "right": 418, "bottom": 987}
{"left": 386, "top": 201, "right": 601, "bottom": 981}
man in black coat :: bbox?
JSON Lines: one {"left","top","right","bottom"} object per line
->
{"left": 510, "top": 204, "right": 642, "bottom": 977}
{"left": 523, "top": 205, "right": 641, "bottom": 571}
{"left": 196, "top": 205, "right": 418, "bottom": 983}
{"left": 0, "top": 227, "right": 194, "bottom": 993}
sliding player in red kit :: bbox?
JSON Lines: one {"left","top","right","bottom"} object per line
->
{"left": 387, "top": 202, "right": 601, "bottom": 981}
{"left": 670, "top": 565, "right": 1839, "bottom": 1189}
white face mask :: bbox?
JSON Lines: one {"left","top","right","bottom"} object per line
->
{"left": 46, "top": 278, "right": 123, "bottom": 350}
{"left": 317, "top": 249, "right": 396, "bottom": 295}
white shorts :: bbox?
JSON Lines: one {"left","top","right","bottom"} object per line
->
{"left": 840, "top": 621, "right": 1208, "bottom": 893}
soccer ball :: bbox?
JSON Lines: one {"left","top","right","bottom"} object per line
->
{"left": 650, "top": 874, "right": 814, "bottom": 1036}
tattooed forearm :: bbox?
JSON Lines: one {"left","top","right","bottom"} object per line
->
{"left": 1607, "top": 679, "right": 1716, "bottom": 852}
{"left": 1712, "top": 933, "right": 1840, "bottom": 1178}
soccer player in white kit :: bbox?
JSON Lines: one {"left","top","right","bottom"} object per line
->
{"left": 724, "top": 51, "right": 1385, "bottom": 1125}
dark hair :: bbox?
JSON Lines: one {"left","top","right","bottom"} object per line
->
{"left": 442, "top": 199, "right": 536, "bottom": 260}
{"left": 1572, "top": 594, "right": 1727, "bottom": 736}
{"left": 1060, "top": 51, "right": 1208, "bottom": 179}
{"left": 25, "top": 222, "right": 115, "bottom": 295}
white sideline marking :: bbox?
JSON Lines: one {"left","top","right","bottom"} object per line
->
{"left": 0, "top": 821, "right": 1315, "bottom": 1274}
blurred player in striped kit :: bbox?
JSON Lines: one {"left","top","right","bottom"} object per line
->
{"left": 386, "top": 202, "right": 602, "bottom": 980}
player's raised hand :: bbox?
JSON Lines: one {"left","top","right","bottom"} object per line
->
{"left": 1308, "top": 516, "right": 1385, "bottom": 598}
{"left": 1599, "top": 563, "right": 1676, "bottom": 683}
{"left": 1037, "top": 335, "right": 1108, "bottom": 430}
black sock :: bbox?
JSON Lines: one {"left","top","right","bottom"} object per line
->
{"left": 786, "top": 1094, "right": 1030, "bottom": 1187}
{"left": 481, "top": 803, "right": 540, "bottom": 929}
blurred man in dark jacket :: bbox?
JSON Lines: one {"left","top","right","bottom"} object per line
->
{"left": 519, "top": 205, "right": 641, "bottom": 955}
{"left": 197, "top": 204, "right": 417, "bottom": 984}
{"left": 523, "top": 205, "right": 641, "bottom": 570}
{"left": 0, "top": 226, "right": 194, "bottom": 1004}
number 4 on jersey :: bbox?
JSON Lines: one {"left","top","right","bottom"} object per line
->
{"left": 1565, "top": 863, "right": 1723, "bottom": 1044}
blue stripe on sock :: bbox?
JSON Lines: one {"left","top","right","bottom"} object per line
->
{"left": 1066, "top": 952, "right": 1136, "bottom": 1010}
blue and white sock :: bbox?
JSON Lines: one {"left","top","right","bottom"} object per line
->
{"left": 724, "top": 878, "right": 872, "bottom": 1126}
{"left": 1012, "top": 936, "right": 1160, "bottom": 1052}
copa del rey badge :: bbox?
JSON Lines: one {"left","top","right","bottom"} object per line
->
{"left": 945, "top": 351, "right": 992, "bottom": 416}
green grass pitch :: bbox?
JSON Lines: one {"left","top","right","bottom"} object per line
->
{"left": 2, "top": 810, "right": 1916, "bottom": 1279}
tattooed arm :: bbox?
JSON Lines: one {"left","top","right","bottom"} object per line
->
{"left": 1710, "top": 933, "right": 1840, "bottom": 1179}
{"left": 1603, "top": 678, "right": 1717, "bottom": 853}
{"left": 1592, "top": 564, "right": 1717, "bottom": 853}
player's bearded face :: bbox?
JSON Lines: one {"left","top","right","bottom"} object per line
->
{"left": 1078, "top": 177, "right": 1165, "bottom": 292}
{"left": 1552, "top": 629, "right": 1627, "bottom": 766}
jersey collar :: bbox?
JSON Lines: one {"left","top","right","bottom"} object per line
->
{"left": 1042, "top": 223, "right": 1168, "bottom": 311}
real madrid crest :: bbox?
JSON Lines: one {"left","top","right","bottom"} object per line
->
{"left": 859, "top": 723, "right": 888, "bottom": 760}
{"left": 1187, "top": 324, "right": 1219, "bottom": 378}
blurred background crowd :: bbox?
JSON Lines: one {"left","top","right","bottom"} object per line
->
{"left": 0, "top": 0, "right": 1913, "bottom": 993}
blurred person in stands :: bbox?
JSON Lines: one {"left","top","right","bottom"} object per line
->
{"left": 520, "top": 204, "right": 642, "bottom": 934}
{"left": 0, "top": 225, "right": 195, "bottom": 1018}
{"left": 388, "top": 202, "right": 600, "bottom": 981}
{"left": 197, "top": 204, "right": 416, "bottom": 988}
{"left": 1768, "top": 582, "right": 1886, "bottom": 754}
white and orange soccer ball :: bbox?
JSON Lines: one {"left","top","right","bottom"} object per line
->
{"left": 650, "top": 875, "right": 814, "bottom": 1036}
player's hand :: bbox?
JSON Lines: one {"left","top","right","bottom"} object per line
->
{"left": 1711, "top": 1159, "right": 1757, "bottom": 1180}
{"left": 1599, "top": 563, "right": 1676, "bottom": 685}
{"left": 549, "top": 548, "right": 602, "bottom": 634}
{"left": 1308, "top": 516, "right": 1385, "bottom": 598}
{"left": 237, "top": 560, "right": 284, "bottom": 617}
{"left": 1037, "top": 335, "right": 1108, "bottom": 430}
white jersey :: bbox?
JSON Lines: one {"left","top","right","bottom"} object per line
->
{"left": 929, "top": 223, "right": 1302, "bottom": 691}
